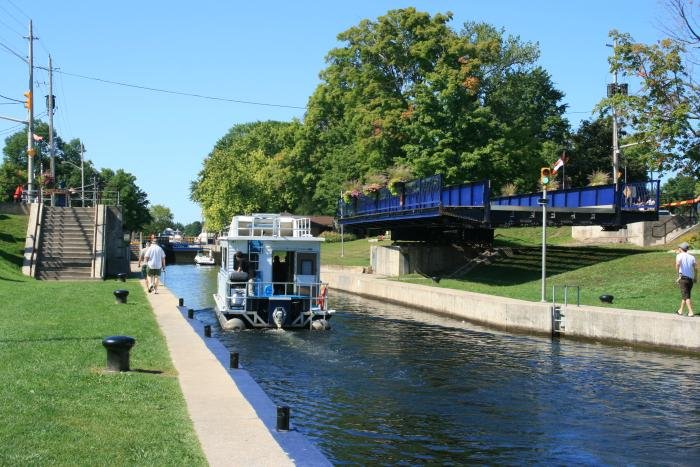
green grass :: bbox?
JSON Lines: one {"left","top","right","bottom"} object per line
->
{"left": 321, "top": 236, "right": 391, "bottom": 267}
{"left": 0, "top": 214, "right": 206, "bottom": 465}
{"left": 322, "top": 226, "right": 683, "bottom": 313}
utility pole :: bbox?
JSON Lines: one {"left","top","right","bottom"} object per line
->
{"left": 540, "top": 187, "right": 547, "bottom": 302}
{"left": 26, "top": 20, "right": 36, "bottom": 198}
{"left": 607, "top": 40, "right": 622, "bottom": 193}
{"left": 48, "top": 55, "right": 55, "bottom": 180}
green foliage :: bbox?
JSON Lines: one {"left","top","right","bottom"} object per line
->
{"left": 601, "top": 30, "right": 698, "bottom": 175}
{"left": 319, "top": 230, "right": 357, "bottom": 243}
{"left": 191, "top": 121, "right": 303, "bottom": 231}
{"left": 587, "top": 170, "right": 611, "bottom": 186}
{"left": 144, "top": 204, "right": 174, "bottom": 235}
{"left": 183, "top": 220, "right": 203, "bottom": 236}
{"left": 661, "top": 174, "right": 697, "bottom": 204}
{"left": 100, "top": 168, "right": 151, "bottom": 232}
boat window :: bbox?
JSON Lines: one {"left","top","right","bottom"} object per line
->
{"left": 221, "top": 247, "right": 227, "bottom": 269}
{"left": 301, "top": 259, "right": 313, "bottom": 275}
{"left": 296, "top": 252, "right": 316, "bottom": 275}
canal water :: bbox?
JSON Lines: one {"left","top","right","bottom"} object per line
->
{"left": 165, "top": 264, "right": 700, "bottom": 465}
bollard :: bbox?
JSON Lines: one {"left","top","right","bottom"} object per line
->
{"left": 116, "top": 272, "right": 127, "bottom": 282}
{"left": 276, "top": 406, "right": 290, "bottom": 431}
{"left": 599, "top": 294, "right": 614, "bottom": 304}
{"left": 102, "top": 335, "right": 136, "bottom": 372}
{"left": 204, "top": 325, "right": 211, "bottom": 337}
{"left": 179, "top": 298, "right": 184, "bottom": 307}
{"left": 188, "top": 308, "right": 194, "bottom": 319}
{"left": 113, "top": 289, "right": 129, "bottom": 304}
{"left": 230, "top": 352, "right": 239, "bottom": 369}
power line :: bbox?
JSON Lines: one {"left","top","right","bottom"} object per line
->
{"left": 0, "top": 93, "right": 22, "bottom": 103}
{"left": 46, "top": 68, "right": 308, "bottom": 110}
{"left": 0, "top": 39, "right": 26, "bottom": 63}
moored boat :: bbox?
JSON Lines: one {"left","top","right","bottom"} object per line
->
{"left": 194, "top": 249, "right": 216, "bottom": 265}
{"left": 213, "top": 213, "right": 334, "bottom": 330}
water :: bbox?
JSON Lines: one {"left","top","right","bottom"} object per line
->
{"left": 165, "top": 264, "right": 700, "bottom": 465}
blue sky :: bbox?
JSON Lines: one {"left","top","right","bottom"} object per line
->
{"left": 0, "top": 1, "right": 667, "bottom": 224}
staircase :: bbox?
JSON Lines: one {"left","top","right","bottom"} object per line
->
{"left": 35, "top": 206, "right": 96, "bottom": 280}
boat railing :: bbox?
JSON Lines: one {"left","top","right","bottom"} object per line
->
{"left": 225, "top": 279, "right": 328, "bottom": 310}
{"left": 228, "top": 214, "right": 313, "bottom": 237}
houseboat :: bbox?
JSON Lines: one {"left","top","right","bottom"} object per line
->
{"left": 213, "top": 213, "right": 334, "bottom": 330}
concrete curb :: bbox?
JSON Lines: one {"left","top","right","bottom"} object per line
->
{"left": 321, "top": 267, "right": 700, "bottom": 352}
{"left": 139, "top": 274, "right": 329, "bottom": 466}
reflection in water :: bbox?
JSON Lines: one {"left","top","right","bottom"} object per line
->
{"left": 165, "top": 264, "right": 700, "bottom": 464}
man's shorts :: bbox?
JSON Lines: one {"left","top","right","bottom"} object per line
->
{"left": 141, "top": 265, "right": 148, "bottom": 278}
{"left": 148, "top": 268, "right": 162, "bottom": 277}
{"left": 679, "top": 277, "right": 694, "bottom": 299}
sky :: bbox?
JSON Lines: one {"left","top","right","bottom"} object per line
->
{"left": 0, "top": 0, "right": 669, "bottom": 224}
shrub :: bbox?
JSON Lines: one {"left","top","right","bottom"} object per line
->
{"left": 319, "top": 230, "right": 357, "bottom": 243}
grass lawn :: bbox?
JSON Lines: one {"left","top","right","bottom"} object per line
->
{"left": 0, "top": 214, "right": 206, "bottom": 465}
{"left": 322, "top": 226, "right": 684, "bottom": 313}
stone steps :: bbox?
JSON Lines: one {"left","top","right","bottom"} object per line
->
{"left": 35, "top": 206, "right": 96, "bottom": 280}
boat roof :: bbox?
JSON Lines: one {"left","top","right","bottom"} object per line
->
{"left": 222, "top": 213, "right": 325, "bottom": 242}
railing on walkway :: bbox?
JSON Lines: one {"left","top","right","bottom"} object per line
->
{"left": 21, "top": 188, "right": 121, "bottom": 207}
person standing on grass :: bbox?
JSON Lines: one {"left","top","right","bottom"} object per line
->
{"left": 137, "top": 239, "right": 151, "bottom": 290}
{"left": 144, "top": 234, "right": 166, "bottom": 294}
{"left": 676, "top": 242, "right": 696, "bottom": 317}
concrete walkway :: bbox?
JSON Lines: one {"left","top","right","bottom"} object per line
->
{"left": 138, "top": 273, "right": 295, "bottom": 466}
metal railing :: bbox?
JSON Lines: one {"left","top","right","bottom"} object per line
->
{"left": 23, "top": 188, "right": 121, "bottom": 207}
{"left": 225, "top": 278, "right": 327, "bottom": 310}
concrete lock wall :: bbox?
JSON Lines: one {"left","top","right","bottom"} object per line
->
{"left": 321, "top": 267, "right": 700, "bottom": 352}
{"left": 370, "top": 244, "right": 475, "bottom": 276}
{"left": 104, "top": 206, "right": 129, "bottom": 277}
{"left": 572, "top": 214, "right": 674, "bottom": 247}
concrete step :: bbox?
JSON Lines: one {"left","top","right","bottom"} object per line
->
{"left": 36, "top": 270, "right": 94, "bottom": 280}
{"left": 40, "top": 246, "right": 93, "bottom": 254}
{"left": 36, "top": 260, "right": 93, "bottom": 269}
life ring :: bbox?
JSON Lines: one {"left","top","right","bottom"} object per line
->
{"left": 316, "top": 284, "right": 328, "bottom": 310}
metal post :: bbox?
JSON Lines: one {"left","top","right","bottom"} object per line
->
{"left": 26, "top": 20, "right": 35, "bottom": 198}
{"left": 80, "top": 144, "right": 85, "bottom": 206}
{"left": 541, "top": 188, "right": 547, "bottom": 302}
{"left": 608, "top": 40, "right": 620, "bottom": 192}
{"left": 48, "top": 55, "right": 55, "bottom": 181}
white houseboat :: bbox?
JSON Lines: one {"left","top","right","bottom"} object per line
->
{"left": 213, "top": 213, "right": 334, "bottom": 330}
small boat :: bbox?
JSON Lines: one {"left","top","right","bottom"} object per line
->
{"left": 194, "top": 249, "right": 216, "bottom": 266}
{"left": 213, "top": 213, "right": 334, "bottom": 330}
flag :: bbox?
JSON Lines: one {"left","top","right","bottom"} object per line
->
{"left": 32, "top": 134, "right": 43, "bottom": 141}
{"left": 551, "top": 152, "right": 569, "bottom": 175}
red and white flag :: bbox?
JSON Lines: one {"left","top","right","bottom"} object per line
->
{"left": 32, "top": 133, "right": 44, "bottom": 141}
{"left": 551, "top": 152, "right": 569, "bottom": 174}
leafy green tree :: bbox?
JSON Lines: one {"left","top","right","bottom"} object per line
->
{"left": 144, "top": 204, "right": 174, "bottom": 236}
{"left": 99, "top": 168, "right": 151, "bottom": 233}
{"left": 661, "top": 174, "right": 697, "bottom": 204}
{"left": 191, "top": 121, "right": 302, "bottom": 230}
{"left": 301, "top": 9, "right": 569, "bottom": 212}
{"left": 603, "top": 29, "right": 698, "bottom": 174}
{"left": 183, "top": 221, "right": 202, "bottom": 237}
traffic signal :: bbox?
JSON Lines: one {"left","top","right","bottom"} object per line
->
{"left": 540, "top": 167, "right": 551, "bottom": 185}
{"left": 23, "top": 91, "right": 32, "bottom": 109}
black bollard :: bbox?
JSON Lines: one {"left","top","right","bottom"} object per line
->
{"left": 102, "top": 335, "right": 136, "bottom": 372}
{"left": 599, "top": 294, "right": 614, "bottom": 304}
{"left": 230, "top": 352, "right": 239, "bottom": 369}
{"left": 113, "top": 289, "right": 129, "bottom": 304}
{"left": 179, "top": 298, "right": 184, "bottom": 307}
{"left": 187, "top": 308, "right": 194, "bottom": 319}
{"left": 116, "top": 272, "right": 127, "bottom": 282}
{"left": 204, "top": 325, "right": 211, "bottom": 337}
{"left": 276, "top": 406, "right": 290, "bottom": 431}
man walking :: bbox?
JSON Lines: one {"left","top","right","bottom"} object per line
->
{"left": 676, "top": 242, "right": 696, "bottom": 317}
{"left": 144, "top": 234, "right": 166, "bottom": 294}
{"left": 137, "top": 238, "right": 151, "bottom": 290}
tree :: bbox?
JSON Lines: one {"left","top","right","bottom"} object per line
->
{"left": 301, "top": 9, "right": 569, "bottom": 212}
{"left": 191, "top": 121, "right": 302, "bottom": 231}
{"left": 603, "top": 28, "right": 698, "bottom": 175}
{"left": 182, "top": 221, "right": 202, "bottom": 237}
{"left": 661, "top": 174, "right": 697, "bottom": 204}
{"left": 144, "top": 204, "right": 174, "bottom": 236}
{"left": 99, "top": 168, "right": 151, "bottom": 233}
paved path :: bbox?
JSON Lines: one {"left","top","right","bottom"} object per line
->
{"left": 137, "top": 270, "right": 294, "bottom": 467}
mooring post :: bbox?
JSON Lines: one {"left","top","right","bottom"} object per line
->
{"left": 179, "top": 297, "right": 184, "bottom": 307}
{"left": 113, "top": 289, "right": 129, "bottom": 304}
{"left": 230, "top": 352, "right": 239, "bottom": 369}
{"left": 204, "top": 325, "right": 211, "bottom": 337}
{"left": 187, "top": 308, "right": 194, "bottom": 319}
{"left": 101, "top": 335, "right": 136, "bottom": 372}
{"left": 276, "top": 406, "right": 290, "bottom": 431}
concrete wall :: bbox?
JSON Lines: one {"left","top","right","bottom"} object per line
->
{"left": 572, "top": 214, "right": 674, "bottom": 247}
{"left": 21, "top": 203, "right": 41, "bottom": 277}
{"left": 321, "top": 267, "right": 700, "bottom": 352}
{"left": 0, "top": 202, "right": 30, "bottom": 215}
{"left": 104, "top": 206, "right": 129, "bottom": 277}
{"left": 370, "top": 244, "right": 476, "bottom": 277}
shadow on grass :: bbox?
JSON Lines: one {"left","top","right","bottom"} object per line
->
{"left": 0, "top": 336, "right": 104, "bottom": 344}
{"left": 456, "top": 246, "right": 649, "bottom": 285}
{"left": 132, "top": 368, "right": 164, "bottom": 375}
{"left": 0, "top": 248, "right": 23, "bottom": 269}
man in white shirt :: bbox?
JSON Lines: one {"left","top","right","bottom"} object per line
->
{"left": 144, "top": 235, "right": 166, "bottom": 294}
{"left": 675, "top": 242, "right": 696, "bottom": 317}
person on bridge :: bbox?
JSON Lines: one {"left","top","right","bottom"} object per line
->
{"left": 144, "top": 234, "right": 166, "bottom": 294}
{"left": 675, "top": 242, "right": 696, "bottom": 317}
